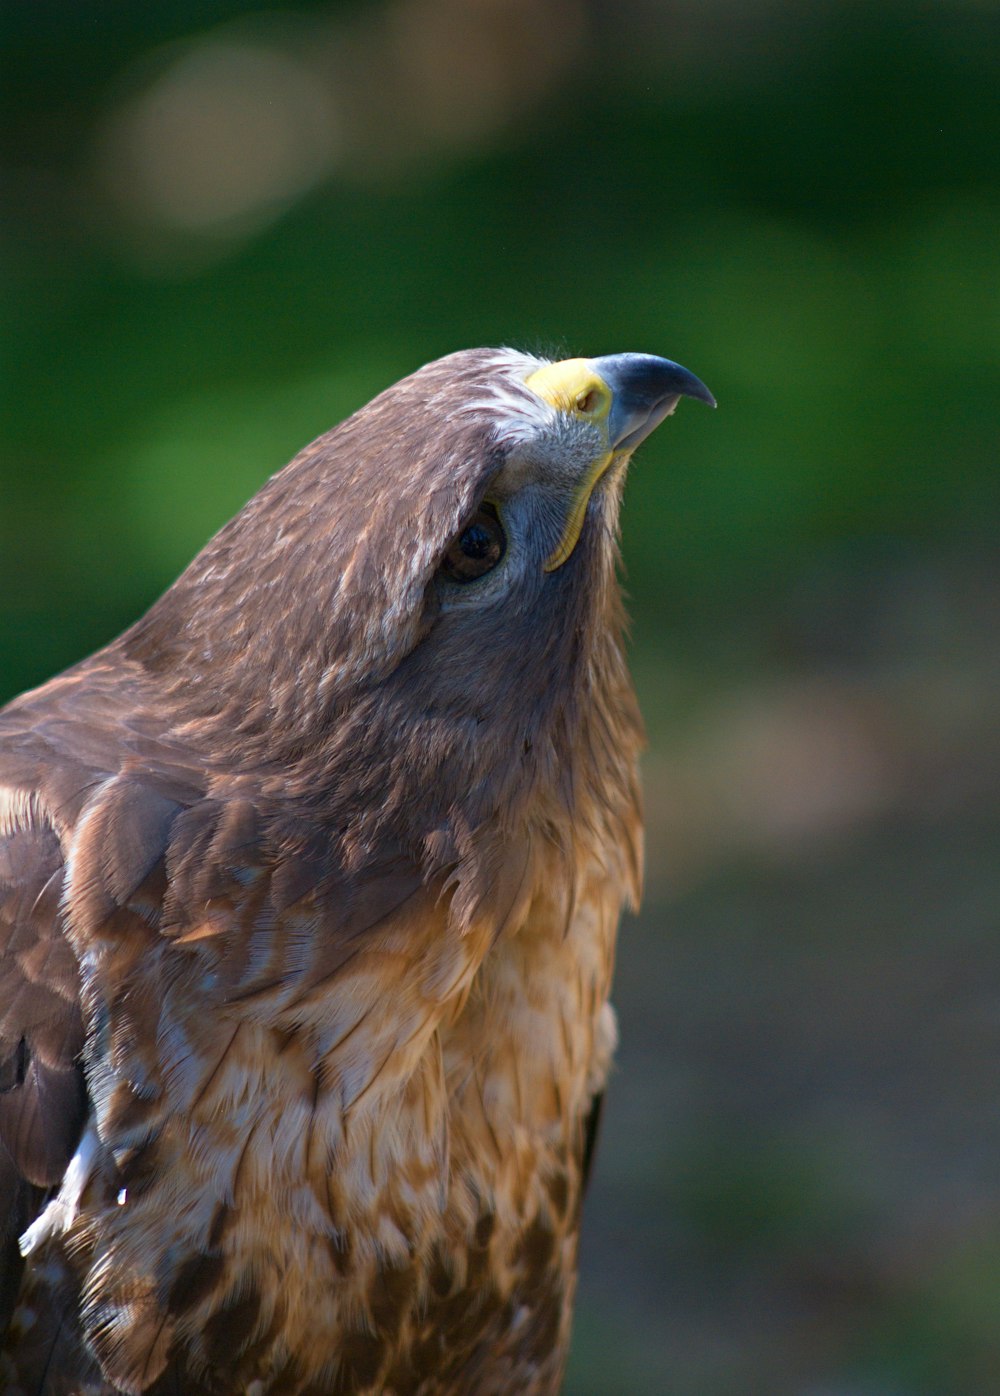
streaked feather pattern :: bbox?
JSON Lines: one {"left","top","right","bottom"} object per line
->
{"left": 0, "top": 348, "right": 651, "bottom": 1394}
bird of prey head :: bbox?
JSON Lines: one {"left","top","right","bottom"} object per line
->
{"left": 123, "top": 348, "right": 715, "bottom": 922}
{"left": 0, "top": 348, "right": 713, "bottom": 1395}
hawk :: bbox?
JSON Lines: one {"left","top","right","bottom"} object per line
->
{"left": 0, "top": 349, "right": 714, "bottom": 1395}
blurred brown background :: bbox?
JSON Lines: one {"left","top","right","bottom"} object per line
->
{"left": 2, "top": 1, "right": 998, "bottom": 1391}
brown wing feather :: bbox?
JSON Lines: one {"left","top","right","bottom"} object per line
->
{"left": 0, "top": 815, "right": 84, "bottom": 1189}
{"left": 0, "top": 703, "right": 485, "bottom": 1393}
{"left": 0, "top": 814, "right": 86, "bottom": 1299}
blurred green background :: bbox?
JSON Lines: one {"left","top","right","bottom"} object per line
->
{"left": 2, "top": 1, "right": 998, "bottom": 1392}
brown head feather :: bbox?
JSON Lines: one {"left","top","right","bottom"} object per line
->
{"left": 110, "top": 348, "right": 641, "bottom": 932}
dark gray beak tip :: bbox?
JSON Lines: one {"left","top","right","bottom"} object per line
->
{"left": 592, "top": 352, "right": 716, "bottom": 450}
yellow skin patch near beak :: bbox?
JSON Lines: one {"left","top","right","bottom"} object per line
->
{"left": 524, "top": 360, "right": 618, "bottom": 572}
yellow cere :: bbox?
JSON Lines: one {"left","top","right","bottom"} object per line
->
{"left": 524, "top": 358, "right": 613, "bottom": 421}
{"left": 525, "top": 359, "right": 616, "bottom": 573}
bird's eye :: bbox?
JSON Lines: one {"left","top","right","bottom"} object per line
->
{"left": 440, "top": 502, "right": 506, "bottom": 583}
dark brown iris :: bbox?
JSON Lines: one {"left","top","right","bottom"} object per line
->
{"left": 440, "top": 502, "right": 506, "bottom": 583}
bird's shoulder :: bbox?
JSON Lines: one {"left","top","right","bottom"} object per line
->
{"left": 0, "top": 670, "right": 210, "bottom": 1329}
{"left": 0, "top": 665, "right": 446, "bottom": 1389}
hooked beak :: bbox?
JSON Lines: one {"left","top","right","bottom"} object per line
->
{"left": 592, "top": 353, "right": 716, "bottom": 455}
{"left": 524, "top": 350, "right": 716, "bottom": 572}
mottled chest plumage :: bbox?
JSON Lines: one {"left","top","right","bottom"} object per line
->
{"left": 5, "top": 832, "right": 630, "bottom": 1396}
